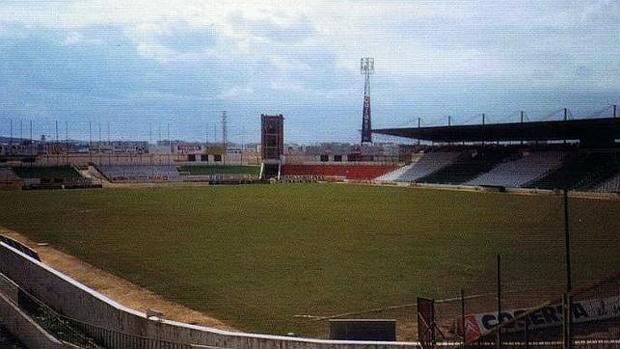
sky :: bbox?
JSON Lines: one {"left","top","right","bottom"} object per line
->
{"left": 0, "top": 0, "right": 619, "bottom": 144}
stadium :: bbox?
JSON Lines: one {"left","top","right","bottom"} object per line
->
{"left": 1, "top": 101, "right": 620, "bottom": 349}
{"left": 1, "top": 3, "right": 620, "bottom": 349}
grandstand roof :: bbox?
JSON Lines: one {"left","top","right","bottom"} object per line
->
{"left": 373, "top": 117, "right": 620, "bottom": 144}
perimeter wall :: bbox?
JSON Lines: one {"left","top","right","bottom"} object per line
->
{"left": 0, "top": 241, "right": 419, "bottom": 349}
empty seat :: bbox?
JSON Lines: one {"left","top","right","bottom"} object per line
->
{"left": 526, "top": 151, "right": 620, "bottom": 191}
{"left": 0, "top": 168, "right": 19, "bottom": 181}
{"left": 396, "top": 152, "right": 460, "bottom": 182}
{"left": 97, "top": 165, "right": 181, "bottom": 182}
{"left": 467, "top": 151, "right": 566, "bottom": 188}
{"left": 595, "top": 174, "right": 620, "bottom": 193}
{"left": 375, "top": 163, "right": 416, "bottom": 182}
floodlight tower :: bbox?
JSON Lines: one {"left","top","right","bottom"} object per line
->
{"left": 360, "top": 57, "right": 374, "bottom": 144}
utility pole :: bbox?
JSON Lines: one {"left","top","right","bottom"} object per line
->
{"left": 97, "top": 121, "right": 102, "bottom": 165}
{"left": 108, "top": 122, "right": 111, "bottom": 165}
{"left": 29, "top": 120, "right": 33, "bottom": 156}
{"left": 221, "top": 111, "right": 227, "bottom": 150}
{"left": 241, "top": 125, "right": 245, "bottom": 166}
{"left": 65, "top": 121, "right": 69, "bottom": 165}
{"left": 447, "top": 116, "right": 453, "bottom": 145}
{"left": 9, "top": 119, "right": 13, "bottom": 156}
{"left": 55, "top": 120, "right": 59, "bottom": 166}
{"left": 205, "top": 120, "right": 209, "bottom": 146}
{"left": 167, "top": 122, "right": 171, "bottom": 165}
{"left": 563, "top": 188, "right": 572, "bottom": 292}
{"left": 482, "top": 113, "right": 486, "bottom": 147}
{"left": 613, "top": 104, "right": 617, "bottom": 118}
{"left": 89, "top": 121, "right": 93, "bottom": 162}
{"left": 520, "top": 111, "right": 525, "bottom": 145}
{"left": 563, "top": 108, "right": 568, "bottom": 144}
{"left": 461, "top": 289, "right": 467, "bottom": 348}
{"left": 222, "top": 111, "right": 227, "bottom": 165}
{"left": 563, "top": 188, "right": 572, "bottom": 349}
{"left": 496, "top": 254, "right": 502, "bottom": 349}
{"left": 417, "top": 117, "right": 421, "bottom": 145}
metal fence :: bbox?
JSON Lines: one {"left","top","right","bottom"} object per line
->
{"left": 417, "top": 271, "right": 620, "bottom": 349}
{"left": 16, "top": 286, "right": 216, "bottom": 349}
{"left": 67, "top": 319, "right": 195, "bottom": 349}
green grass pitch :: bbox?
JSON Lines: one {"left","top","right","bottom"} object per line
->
{"left": 0, "top": 184, "right": 618, "bottom": 339}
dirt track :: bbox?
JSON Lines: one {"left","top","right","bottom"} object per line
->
{"left": 0, "top": 226, "right": 237, "bottom": 332}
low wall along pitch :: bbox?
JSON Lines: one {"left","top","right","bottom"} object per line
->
{"left": 0, "top": 241, "right": 418, "bottom": 349}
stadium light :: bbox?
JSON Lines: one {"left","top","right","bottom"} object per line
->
{"left": 360, "top": 57, "right": 374, "bottom": 75}
{"left": 360, "top": 58, "right": 374, "bottom": 144}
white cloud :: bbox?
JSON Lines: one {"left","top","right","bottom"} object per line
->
{"left": 61, "top": 31, "right": 104, "bottom": 46}
{"left": 217, "top": 84, "right": 255, "bottom": 100}
{"left": 1, "top": 1, "right": 618, "bottom": 102}
{"left": 62, "top": 31, "right": 82, "bottom": 45}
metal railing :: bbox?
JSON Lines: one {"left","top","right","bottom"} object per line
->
{"left": 15, "top": 285, "right": 223, "bottom": 349}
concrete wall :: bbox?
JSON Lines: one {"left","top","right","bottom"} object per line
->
{"left": 0, "top": 273, "right": 19, "bottom": 304}
{"left": 0, "top": 293, "right": 69, "bottom": 349}
{"left": 0, "top": 274, "right": 68, "bottom": 349}
{"left": 0, "top": 242, "right": 419, "bottom": 349}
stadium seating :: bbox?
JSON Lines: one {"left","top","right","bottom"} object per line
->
{"left": 0, "top": 167, "right": 22, "bottom": 189}
{"left": 375, "top": 163, "right": 415, "bottom": 182}
{"left": 280, "top": 164, "right": 396, "bottom": 180}
{"left": 97, "top": 165, "right": 181, "bottom": 182}
{"left": 594, "top": 174, "right": 620, "bottom": 193}
{"left": 416, "top": 148, "right": 512, "bottom": 185}
{"left": 8, "top": 165, "right": 101, "bottom": 189}
{"left": 575, "top": 153, "right": 620, "bottom": 191}
{"left": 179, "top": 165, "right": 261, "bottom": 176}
{"left": 466, "top": 151, "right": 566, "bottom": 188}
{"left": 11, "top": 166, "right": 82, "bottom": 179}
{"left": 525, "top": 151, "right": 620, "bottom": 190}
{"left": 395, "top": 152, "right": 460, "bottom": 182}
{"left": 0, "top": 168, "right": 19, "bottom": 181}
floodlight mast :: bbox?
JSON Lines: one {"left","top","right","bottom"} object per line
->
{"left": 360, "top": 57, "right": 374, "bottom": 144}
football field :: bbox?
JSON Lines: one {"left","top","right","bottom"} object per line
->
{"left": 0, "top": 184, "right": 618, "bottom": 339}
